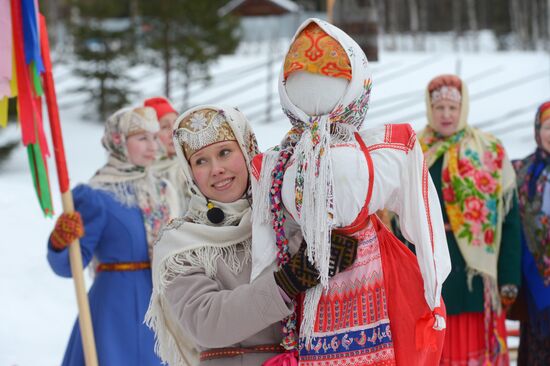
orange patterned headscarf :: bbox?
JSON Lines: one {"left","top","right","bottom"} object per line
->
{"left": 283, "top": 23, "right": 352, "bottom": 81}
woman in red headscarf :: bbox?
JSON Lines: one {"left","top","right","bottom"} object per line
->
{"left": 145, "top": 96, "right": 191, "bottom": 215}
{"left": 418, "top": 74, "right": 521, "bottom": 365}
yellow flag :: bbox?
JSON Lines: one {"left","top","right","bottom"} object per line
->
{"left": 0, "top": 97, "right": 7, "bottom": 127}
{"left": 10, "top": 50, "right": 17, "bottom": 97}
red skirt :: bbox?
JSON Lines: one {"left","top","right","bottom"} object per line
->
{"left": 440, "top": 312, "right": 509, "bottom": 366}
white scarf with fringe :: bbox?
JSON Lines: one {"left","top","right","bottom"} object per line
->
{"left": 145, "top": 203, "right": 252, "bottom": 366}
{"left": 145, "top": 105, "right": 259, "bottom": 366}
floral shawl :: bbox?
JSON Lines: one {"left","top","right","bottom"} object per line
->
{"left": 514, "top": 103, "right": 550, "bottom": 285}
{"left": 418, "top": 81, "right": 516, "bottom": 308}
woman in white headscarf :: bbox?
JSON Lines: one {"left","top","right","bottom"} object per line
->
{"left": 47, "top": 106, "right": 178, "bottom": 365}
{"left": 146, "top": 105, "right": 359, "bottom": 366}
{"left": 250, "top": 18, "right": 451, "bottom": 365}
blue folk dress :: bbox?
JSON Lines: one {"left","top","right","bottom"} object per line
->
{"left": 47, "top": 184, "right": 162, "bottom": 366}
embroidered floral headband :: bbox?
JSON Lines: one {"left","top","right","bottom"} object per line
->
{"left": 430, "top": 86, "right": 461, "bottom": 105}
{"left": 428, "top": 74, "right": 462, "bottom": 105}
{"left": 174, "top": 108, "right": 237, "bottom": 159}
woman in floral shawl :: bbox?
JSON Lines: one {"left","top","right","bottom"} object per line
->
{"left": 418, "top": 74, "right": 521, "bottom": 365}
{"left": 513, "top": 101, "right": 550, "bottom": 366}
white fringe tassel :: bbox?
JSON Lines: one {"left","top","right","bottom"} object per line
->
{"left": 294, "top": 116, "right": 335, "bottom": 340}
{"left": 295, "top": 116, "right": 334, "bottom": 287}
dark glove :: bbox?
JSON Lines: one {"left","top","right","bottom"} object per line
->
{"left": 274, "top": 232, "right": 358, "bottom": 298}
{"left": 50, "top": 212, "right": 85, "bottom": 251}
{"left": 328, "top": 232, "right": 359, "bottom": 276}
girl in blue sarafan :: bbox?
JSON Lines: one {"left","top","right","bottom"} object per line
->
{"left": 46, "top": 106, "right": 180, "bottom": 365}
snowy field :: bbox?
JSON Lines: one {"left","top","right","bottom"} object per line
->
{"left": 2, "top": 46, "right": 549, "bottom": 365}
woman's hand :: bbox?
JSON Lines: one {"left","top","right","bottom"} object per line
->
{"left": 274, "top": 233, "right": 358, "bottom": 298}
{"left": 50, "top": 212, "right": 85, "bottom": 251}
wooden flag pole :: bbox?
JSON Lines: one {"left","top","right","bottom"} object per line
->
{"left": 39, "top": 15, "right": 98, "bottom": 366}
{"left": 62, "top": 193, "right": 98, "bottom": 366}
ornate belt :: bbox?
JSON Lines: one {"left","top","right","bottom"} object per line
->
{"left": 96, "top": 261, "right": 151, "bottom": 272}
{"left": 200, "top": 344, "right": 285, "bottom": 361}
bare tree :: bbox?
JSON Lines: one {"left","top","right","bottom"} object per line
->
{"left": 520, "top": 0, "right": 532, "bottom": 49}
{"left": 388, "top": 0, "right": 399, "bottom": 50}
{"left": 407, "top": 0, "right": 421, "bottom": 50}
{"left": 465, "top": 0, "right": 478, "bottom": 51}
{"left": 418, "top": 0, "right": 428, "bottom": 50}
{"left": 453, "top": 0, "right": 462, "bottom": 51}
{"left": 532, "top": 0, "right": 540, "bottom": 49}
{"left": 375, "top": 0, "right": 387, "bottom": 48}
{"left": 510, "top": 0, "right": 522, "bottom": 49}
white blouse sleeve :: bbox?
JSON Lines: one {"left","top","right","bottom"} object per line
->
{"left": 363, "top": 125, "right": 451, "bottom": 313}
{"left": 385, "top": 139, "right": 451, "bottom": 311}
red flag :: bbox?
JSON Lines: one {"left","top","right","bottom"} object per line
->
{"left": 10, "top": 0, "right": 40, "bottom": 145}
{"left": 40, "top": 15, "right": 69, "bottom": 193}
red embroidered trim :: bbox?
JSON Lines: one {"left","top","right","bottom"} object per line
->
{"left": 251, "top": 153, "right": 264, "bottom": 180}
{"left": 421, "top": 158, "right": 438, "bottom": 301}
{"left": 368, "top": 143, "right": 409, "bottom": 153}
{"left": 407, "top": 132, "right": 417, "bottom": 150}
{"left": 379, "top": 124, "right": 416, "bottom": 154}
{"left": 384, "top": 123, "right": 392, "bottom": 142}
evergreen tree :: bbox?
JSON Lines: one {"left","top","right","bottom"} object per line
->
{"left": 138, "top": 0, "right": 240, "bottom": 107}
{"left": 71, "top": 0, "right": 135, "bottom": 119}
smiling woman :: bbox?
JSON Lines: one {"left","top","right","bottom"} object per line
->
{"left": 188, "top": 140, "right": 248, "bottom": 203}
{"left": 145, "top": 105, "right": 359, "bottom": 366}
{"left": 46, "top": 106, "right": 180, "bottom": 366}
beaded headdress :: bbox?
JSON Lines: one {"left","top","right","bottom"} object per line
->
{"left": 174, "top": 108, "right": 237, "bottom": 159}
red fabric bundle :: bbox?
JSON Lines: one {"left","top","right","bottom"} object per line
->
{"left": 373, "top": 215, "right": 446, "bottom": 365}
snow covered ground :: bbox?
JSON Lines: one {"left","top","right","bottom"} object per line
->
{"left": 2, "top": 46, "right": 549, "bottom": 364}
